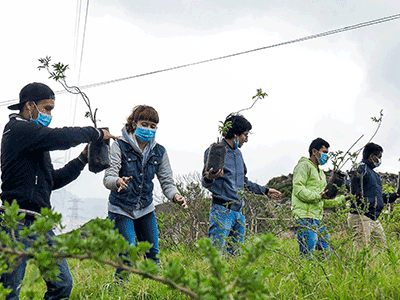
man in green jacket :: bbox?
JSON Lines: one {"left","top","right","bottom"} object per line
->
{"left": 291, "top": 138, "right": 345, "bottom": 258}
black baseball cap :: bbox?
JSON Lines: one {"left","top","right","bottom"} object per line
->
{"left": 8, "top": 82, "right": 55, "bottom": 110}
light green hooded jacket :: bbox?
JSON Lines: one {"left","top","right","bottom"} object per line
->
{"left": 291, "top": 157, "right": 345, "bottom": 220}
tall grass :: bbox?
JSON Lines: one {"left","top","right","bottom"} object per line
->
{"left": 18, "top": 232, "right": 400, "bottom": 300}
{"left": 14, "top": 173, "right": 400, "bottom": 299}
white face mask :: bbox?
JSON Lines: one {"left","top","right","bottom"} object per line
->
{"left": 374, "top": 156, "right": 382, "bottom": 167}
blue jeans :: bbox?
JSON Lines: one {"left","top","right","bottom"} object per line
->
{"left": 0, "top": 219, "right": 73, "bottom": 300}
{"left": 296, "top": 218, "right": 330, "bottom": 258}
{"left": 208, "top": 203, "right": 245, "bottom": 255}
{"left": 108, "top": 211, "right": 159, "bottom": 279}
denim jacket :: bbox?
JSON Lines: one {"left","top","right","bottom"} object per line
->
{"left": 201, "top": 140, "right": 267, "bottom": 211}
{"left": 104, "top": 126, "right": 179, "bottom": 212}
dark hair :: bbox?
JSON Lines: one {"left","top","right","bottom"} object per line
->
{"left": 308, "top": 137, "right": 330, "bottom": 156}
{"left": 363, "top": 142, "right": 383, "bottom": 161}
{"left": 223, "top": 114, "right": 252, "bottom": 139}
{"left": 126, "top": 105, "right": 159, "bottom": 133}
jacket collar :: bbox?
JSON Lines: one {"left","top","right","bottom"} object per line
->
{"left": 121, "top": 125, "right": 157, "bottom": 154}
{"left": 362, "top": 158, "right": 376, "bottom": 169}
{"left": 223, "top": 138, "right": 237, "bottom": 151}
{"left": 10, "top": 113, "right": 27, "bottom": 122}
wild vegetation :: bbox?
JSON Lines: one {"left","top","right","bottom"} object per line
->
{"left": 1, "top": 172, "right": 400, "bottom": 299}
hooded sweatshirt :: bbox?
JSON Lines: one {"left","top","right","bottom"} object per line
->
{"left": 103, "top": 125, "right": 179, "bottom": 219}
{"left": 291, "top": 157, "right": 345, "bottom": 220}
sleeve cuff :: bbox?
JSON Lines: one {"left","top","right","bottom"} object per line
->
{"left": 265, "top": 187, "right": 269, "bottom": 195}
{"left": 77, "top": 152, "right": 88, "bottom": 165}
{"left": 96, "top": 128, "right": 104, "bottom": 141}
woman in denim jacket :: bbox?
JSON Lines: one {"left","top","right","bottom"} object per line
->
{"left": 104, "top": 105, "right": 187, "bottom": 280}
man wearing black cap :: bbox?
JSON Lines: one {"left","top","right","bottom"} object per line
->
{"left": 0, "top": 82, "right": 116, "bottom": 299}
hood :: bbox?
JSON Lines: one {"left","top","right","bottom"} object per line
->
{"left": 121, "top": 125, "right": 157, "bottom": 154}
{"left": 298, "top": 156, "right": 321, "bottom": 170}
{"left": 298, "top": 156, "right": 312, "bottom": 165}
{"left": 10, "top": 113, "right": 28, "bottom": 122}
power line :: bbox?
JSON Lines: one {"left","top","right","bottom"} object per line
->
{"left": 2, "top": 12, "right": 400, "bottom": 107}
{"left": 70, "top": 0, "right": 84, "bottom": 128}
{"left": 78, "top": 0, "right": 90, "bottom": 84}
{"left": 65, "top": 0, "right": 90, "bottom": 165}
{"left": 73, "top": 0, "right": 90, "bottom": 124}
{"left": 65, "top": 0, "right": 83, "bottom": 168}
{"left": 73, "top": 0, "right": 83, "bottom": 71}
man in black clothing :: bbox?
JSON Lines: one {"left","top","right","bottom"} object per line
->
{"left": 0, "top": 82, "right": 116, "bottom": 300}
{"left": 348, "top": 142, "right": 400, "bottom": 251}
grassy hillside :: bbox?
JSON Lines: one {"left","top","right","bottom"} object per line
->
{"left": 6, "top": 172, "right": 400, "bottom": 299}
{"left": 18, "top": 229, "right": 400, "bottom": 299}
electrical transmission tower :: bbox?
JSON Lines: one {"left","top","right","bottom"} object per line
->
{"left": 68, "top": 197, "right": 84, "bottom": 225}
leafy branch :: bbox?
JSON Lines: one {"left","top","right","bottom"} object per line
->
{"left": 0, "top": 201, "right": 279, "bottom": 299}
{"left": 329, "top": 110, "right": 383, "bottom": 172}
{"left": 237, "top": 88, "right": 268, "bottom": 114}
{"left": 0, "top": 243, "right": 196, "bottom": 298}
{"left": 218, "top": 88, "right": 267, "bottom": 139}
{"left": 38, "top": 56, "right": 99, "bottom": 127}
{"left": 329, "top": 134, "right": 364, "bottom": 172}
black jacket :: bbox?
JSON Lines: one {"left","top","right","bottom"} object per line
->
{"left": 350, "top": 159, "right": 397, "bottom": 220}
{"left": 1, "top": 114, "right": 103, "bottom": 213}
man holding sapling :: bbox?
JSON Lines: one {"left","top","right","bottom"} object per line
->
{"left": 0, "top": 82, "right": 117, "bottom": 300}
{"left": 202, "top": 114, "right": 282, "bottom": 255}
{"left": 291, "top": 137, "right": 346, "bottom": 258}
{"left": 348, "top": 142, "right": 400, "bottom": 250}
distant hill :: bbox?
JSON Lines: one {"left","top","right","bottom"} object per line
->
{"left": 265, "top": 171, "right": 399, "bottom": 204}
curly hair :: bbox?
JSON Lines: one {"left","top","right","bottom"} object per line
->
{"left": 126, "top": 105, "right": 159, "bottom": 133}
{"left": 222, "top": 114, "right": 252, "bottom": 140}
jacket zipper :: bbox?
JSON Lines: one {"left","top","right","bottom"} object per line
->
{"left": 30, "top": 176, "right": 38, "bottom": 201}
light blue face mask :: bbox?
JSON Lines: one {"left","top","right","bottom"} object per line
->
{"left": 30, "top": 102, "right": 52, "bottom": 127}
{"left": 135, "top": 126, "right": 157, "bottom": 142}
{"left": 317, "top": 152, "right": 329, "bottom": 165}
{"left": 232, "top": 136, "right": 239, "bottom": 149}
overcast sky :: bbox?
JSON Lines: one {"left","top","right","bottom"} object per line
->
{"left": 1, "top": 1, "right": 400, "bottom": 218}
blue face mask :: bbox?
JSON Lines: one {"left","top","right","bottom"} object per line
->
{"left": 30, "top": 102, "right": 52, "bottom": 127}
{"left": 135, "top": 126, "right": 156, "bottom": 142}
{"left": 317, "top": 152, "right": 329, "bottom": 165}
{"left": 233, "top": 137, "right": 239, "bottom": 149}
